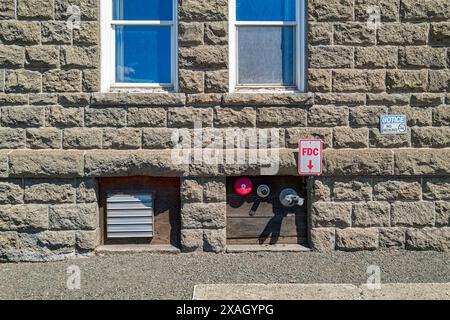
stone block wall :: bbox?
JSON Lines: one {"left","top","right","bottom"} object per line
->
{"left": 0, "top": 0, "right": 449, "bottom": 261}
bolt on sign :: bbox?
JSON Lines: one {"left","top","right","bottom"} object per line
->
{"left": 298, "top": 139, "right": 323, "bottom": 175}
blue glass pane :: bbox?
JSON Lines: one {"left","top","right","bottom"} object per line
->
{"left": 113, "top": 0, "right": 173, "bottom": 20}
{"left": 238, "top": 27, "right": 294, "bottom": 85}
{"left": 115, "top": 26, "right": 172, "bottom": 84}
{"left": 237, "top": 0, "right": 295, "bottom": 21}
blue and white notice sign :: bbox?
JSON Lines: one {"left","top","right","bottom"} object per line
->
{"left": 380, "top": 115, "right": 407, "bottom": 135}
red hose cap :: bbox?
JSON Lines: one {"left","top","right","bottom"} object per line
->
{"left": 234, "top": 177, "right": 253, "bottom": 196}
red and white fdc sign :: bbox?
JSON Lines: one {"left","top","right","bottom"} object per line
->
{"left": 298, "top": 139, "right": 323, "bottom": 175}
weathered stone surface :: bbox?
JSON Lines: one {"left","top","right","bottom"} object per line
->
{"left": 0, "top": 45, "right": 25, "bottom": 68}
{"left": 168, "top": 107, "right": 212, "bottom": 127}
{"left": 0, "top": 94, "right": 29, "bottom": 106}
{"left": 399, "top": 47, "right": 446, "bottom": 69}
{"left": 0, "top": 21, "right": 41, "bottom": 44}
{"left": 0, "top": 205, "right": 48, "bottom": 231}
{"left": 373, "top": 178, "right": 421, "bottom": 201}
{"left": 181, "top": 229, "right": 203, "bottom": 252}
{"left": 412, "top": 127, "right": 450, "bottom": 148}
{"left": 142, "top": 128, "right": 178, "bottom": 149}
{"left": 355, "top": 47, "right": 397, "bottom": 69}
{"left": 181, "top": 178, "right": 203, "bottom": 203}
{"left": 386, "top": 70, "right": 428, "bottom": 93}
{"left": 214, "top": 107, "right": 256, "bottom": 128}
{"left": 286, "top": 128, "right": 332, "bottom": 149}
{"left": 55, "top": 0, "right": 98, "bottom": 20}
{"left": 5, "top": 70, "right": 41, "bottom": 93}
{"left": 311, "top": 202, "right": 352, "bottom": 228}
{"left": 181, "top": 202, "right": 226, "bottom": 229}
{"left": 127, "top": 108, "right": 166, "bottom": 127}
{"left": 179, "top": 22, "right": 204, "bottom": 46}
{"left": 58, "top": 93, "right": 91, "bottom": 106}
{"left": 308, "top": 69, "right": 331, "bottom": 92}
{"left": 430, "top": 22, "right": 450, "bottom": 45}
{"left": 0, "top": 128, "right": 25, "bottom": 149}
{"left": 324, "top": 149, "right": 394, "bottom": 176}
{"left": 73, "top": 22, "right": 99, "bottom": 45}
{"left": 335, "top": 228, "right": 378, "bottom": 251}
{"left": 352, "top": 202, "right": 390, "bottom": 227}
{"left": 224, "top": 93, "right": 313, "bottom": 106}
{"left": 205, "top": 22, "right": 227, "bottom": 45}
{"left": 310, "top": 228, "right": 335, "bottom": 252}
{"left": 30, "top": 94, "right": 58, "bottom": 106}
{"left": 312, "top": 179, "right": 331, "bottom": 201}
{"left": 0, "top": 180, "right": 23, "bottom": 205}
{"left": 37, "top": 231, "right": 75, "bottom": 254}
{"left": 46, "top": 106, "right": 83, "bottom": 127}
{"left": 0, "top": 0, "right": 15, "bottom": 19}
{"left": 26, "top": 128, "right": 62, "bottom": 149}
{"left": 60, "top": 46, "right": 98, "bottom": 68}
{"left": 82, "top": 69, "right": 100, "bottom": 92}
{"left": 205, "top": 70, "right": 228, "bottom": 93}
{"left": 395, "top": 149, "right": 450, "bottom": 175}
{"left": 435, "top": 202, "right": 450, "bottom": 227}
{"left": 370, "top": 128, "right": 410, "bottom": 148}
{"left": 203, "top": 229, "right": 226, "bottom": 253}
{"left": 334, "top": 23, "right": 375, "bottom": 45}
{"left": 256, "top": 107, "right": 307, "bottom": 128}
{"left": 391, "top": 202, "right": 435, "bottom": 227}
{"left": 41, "top": 21, "right": 72, "bottom": 44}
{"left": 18, "top": 0, "right": 54, "bottom": 19}
{"left": 309, "top": 46, "right": 353, "bottom": 68}
{"left": 76, "top": 229, "right": 99, "bottom": 251}
{"left": 379, "top": 228, "right": 405, "bottom": 249}
{"left": 333, "top": 70, "right": 385, "bottom": 92}
{"left": 186, "top": 93, "right": 222, "bottom": 106}
{"left": 43, "top": 70, "right": 82, "bottom": 93}
{"left": 410, "top": 94, "right": 443, "bottom": 107}
{"left": 179, "top": 0, "right": 227, "bottom": 21}
{"left": 179, "top": 46, "right": 228, "bottom": 68}
{"left": 103, "top": 128, "right": 141, "bottom": 150}
{"left": 203, "top": 178, "right": 226, "bottom": 203}
{"left": 0, "top": 232, "right": 17, "bottom": 258}
{"left": 400, "top": 0, "right": 450, "bottom": 21}
{"left": 367, "top": 94, "right": 410, "bottom": 106}
{"left": 76, "top": 179, "right": 98, "bottom": 203}
{"left": 308, "top": 106, "right": 348, "bottom": 126}
{"left": 406, "top": 228, "right": 450, "bottom": 251}
{"left": 333, "top": 179, "right": 372, "bottom": 201}
{"left": 333, "top": 127, "right": 369, "bottom": 149}
{"left": 429, "top": 70, "right": 450, "bottom": 92}
{"left": 389, "top": 106, "right": 432, "bottom": 126}
{"left": 354, "top": 0, "right": 399, "bottom": 21}
{"left": 377, "top": 23, "right": 428, "bottom": 45}
{"left": 0, "top": 151, "right": 9, "bottom": 178}
{"left": 9, "top": 150, "right": 84, "bottom": 178}
{"left": 308, "top": 23, "right": 332, "bottom": 44}
{"left": 91, "top": 93, "right": 185, "bottom": 106}
{"left": 309, "top": 0, "right": 353, "bottom": 21}
{"left": 1, "top": 106, "right": 44, "bottom": 127}
{"left": 349, "top": 106, "right": 387, "bottom": 127}
{"left": 315, "top": 93, "right": 365, "bottom": 106}
{"left": 179, "top": 69, "right": 204, "bottom": 94}
{"left": 423, "top": 179, "right": 450, "bottom": 200}
{"left": 49, "top": 203, "right": 98, "bottom": 230}
{"left": 63, "top": 128, "right": 102, "bottom": 149}
{"left": 85, "top": 108, "right": 126, "bottom": 127}
{"left": 24, "top": 179, "right": 75, "bottom": 204}
{"left": 433, "top": 106, "right": 450, "bottom": 126}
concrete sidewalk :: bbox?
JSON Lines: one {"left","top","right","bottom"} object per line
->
{"left": 193, "top": 283, "right": 450, "bottom": 300}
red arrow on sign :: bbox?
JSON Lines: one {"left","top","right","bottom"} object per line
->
{"left": 307, "top": 160, "right": 314, "bottom": 171}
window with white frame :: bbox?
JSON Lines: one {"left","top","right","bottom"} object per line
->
{"left": 101, "top": 0, "right": 177, "bottom": 91}
{"left": 229, "top": 0, "right": 306, "bottom": 92}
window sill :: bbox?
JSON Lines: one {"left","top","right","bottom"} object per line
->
{"left": 233, "top": 86, "right": 303, "bottom": 94}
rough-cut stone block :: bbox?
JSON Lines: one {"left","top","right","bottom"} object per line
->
{"left": 0, "top": 45, "right": 25, "bottom": 68}
{"left": 179, "top": 22, "right": 204, "bottom": 46}
{"left": 127, "top": 107, "right": 166, "bottom": 127}
{"left": 349, "top": 106, "right": 387, "bottom": 127}
{"left": 410, "top": 94, "right": 443, "bottom": 107}
{"left": 435, "top": 202, "right": 450, "bottom": 227}
{"left": 389, "top": 106, "right": 432, "bottom": 127}
{"left": 379, "top": 228, "right": 405, "bottom": 249}
{"left": 1, "top": 106, "right": 44, "bottom": 127}
{"left": 24, "top": 179, "right": 75, "bottom": 204}
{"left": 203, "top": 229, "right": 226, "bottom": 253}
{"left": 333, "top": 127, "right": 369, "bottom": 149}
{"left": 0, "top": 180, "right": 24, "bottom": 205}
{"left": 205, "top": 22, "right": 227, "bottom": 45}
{"left": 367, "top": 94, "right": 410, "bottom": 106}
{"left": 334, "top": 23, "right": 375, "bottom": 45}
{"left": 336, "top": 228, "right": 378, "bottom": 251}
{"left": 63, "top": 128, "right": 102, "bottom": 149}
{"left": 181, "top": 203, "right": 226, "bottom": 229}
{"left": 333, "top": 70, "right": 385, "bottom": 93}
{"left": 37, "top": 231, "right": 76, "bottom": 254}
{"left": 179, "top": 0, "right": 227, "bottom": 21}
{"left": 43, "top": 70, "right": 82, "bottom": 93}
{"left": 73, "top": 22, "right": 99, "bottom": 45}
{"left": 85, "top": 108, "right": 126, "bottom": 127}
{"left": 214, "top": 107, "right": 256, "bottom": 128}
{"left": 286, "top": 128, "right": 332, "bottom": 149}
{"left": 168, "top": 107, "right": 212, "bottom": 127}
{"left": 423, "top": 179, "right": 450, "bottom": 200}
{"left": 333, "top": 179, "right": 372, "bottom": 201}
{"left": 82, "top": 69, "right": 100, "bottom": 92}
{"left": 9, "top": 150, "right": 84, "bottom": 178}
{"left": 324, "top": 149, "right": 394, "bottom": 176}
{"left": 370, "top": 128, "right": 410, "bottom": 148}
{"left": 91, "top": 93, "right": 185, "bottom": 106}
{"left": 0, "top": 204, "right": 48, "bottom": 231}
{"left": 60, "top": 46, "right": 98, "bottom": 68}
{"left": 41, "top": 21, "right": 72, "bottom": 44}
{"left": 55, "top": 0, "right": 98, "bottom": 20}
{"left": 181, "top": 229, "right": 203, "bottom": 252}
{"left": 103, "top": 128, "right": 141, "bottom": 150}
{"left": 179, "top": 46, "right": 228, "bottom": 69}
{"left": 377, "top": 23, "right": 428, "bottom": 45}
{"left": 399, "top": 47, "right": 446, "bottom": 68}
{"left": 391, "top": 202, "right": 435, "bottom": 227}
{"left": 310, "top": 228, "right": 335, "bottom": 251}
{"left": 76, "top": 229, "right": 99, "bottom": 251}
{"left": 25, "top": 46, "right": 59, "bottom": 68}
{"left": 5, "top": 70, "right": 41, "bottom": 93}
{"left": 308, "top": 69, "right": 331, "bottom": 92}
{"left": 411, "top": 127, "right": 450, "bottom": 148}
{"left": 373, "top": 178, "right": 421, "bottom": 201}
{"left": 311, "top": 202, "right": 352, "bottom": 228}
{"left": 257, "top": 107, "right": 307, "bottom": 128}
{"left": 76, "top": 179, "right": 98, "bottom": 203}
{"left": 309, "top": 46, "right": 353, "bottom": 68}
{"left": 0, "top": 151, "right": 9, "bottom": 178}
{"left": 309, "top": 0, "right": 353, "bottom": 21}
{"left": 186, "top": 93, "right": 222, "bottom": 107}
{"left": 400, "top": 0, "right": 449, "bottom": 21}
{"left": 308, "top": 106, "right": 348, "bottom": 127}
{"left": 388, "top": 70, "right": 428, "bottom": 94}
{"left": 181, "top": 178, "right": 203, "bottom": 203}
{"left": 430, "top": 22, "right": 450, "bottom": 45}
{"left": 49, "top": 203, "right": 98, "bottom": 231}
{"left": 224, "top": 93, "right": 313, "bottom": 106}
{"left": 203, "top": 178, "right": 226, "bottom": 203}
{"left": 179, "top": 69, "right": 204, "bottom": 94}
{"left": 18, "top": 0, "right": 54, "bottom": 19}
{"left": 405, "top": 228, "right": 450, "bottom": 251}
{"left": 205, "top": 70, "right": 228, "bottom": 93}
{"left": 353, "top": 202, "right": 390, "bottom": 227}
{"left": 429, "top": 70, "right": 450, "bottom": 92}
{"left": 315, "top": 93, "right": 366, "bottom": 106}
{"left": 46, "top": 106, "right": 83, "bottom": 127}
{"left": 433, "top": 106, "right": 450, "bottom": 126}
{"left": 354, "top": 0, "right": 399, "bottom": 21}
{"left": 26, "top": 128, "right": 62, "bottom": 149}
{"left": 0, "top": 128, "right": 25, "bottom": 149}
{"left": 395, "top": 149, "right": 450, "bottom": 175}
{"left": 312, "top": 179, "right": 331, "bottom": 201}
{"left": 355, "top": 47, "right": 397, "bottom": 69}
{"left": 308, "top": 23, "right": 332, "bottom": 44}
{"left": 142, "top": 128, "right": 178, "bottom": 149}
{"left": 0, "top": 21, "right": 41, "bottom": 44}
{"left": 0, "top": 0, "right": 15, "bottom": 19}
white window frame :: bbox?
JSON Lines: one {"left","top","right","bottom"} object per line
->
{"left": 229, "top": 0, "right": 306, "bottom": 93}
{"left": 100, "top": 0, "right": 178, "bottom": 92}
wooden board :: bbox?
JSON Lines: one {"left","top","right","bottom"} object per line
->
{"left": 226, "top": 176, "right": 307, "bottom": 245}
{"left": 99, "top": 177, "right": 181, "bottom": 246}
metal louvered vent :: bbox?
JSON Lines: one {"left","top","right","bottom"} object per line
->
{"left": 106, "top": 193, "right": 154, "bottom": 238}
